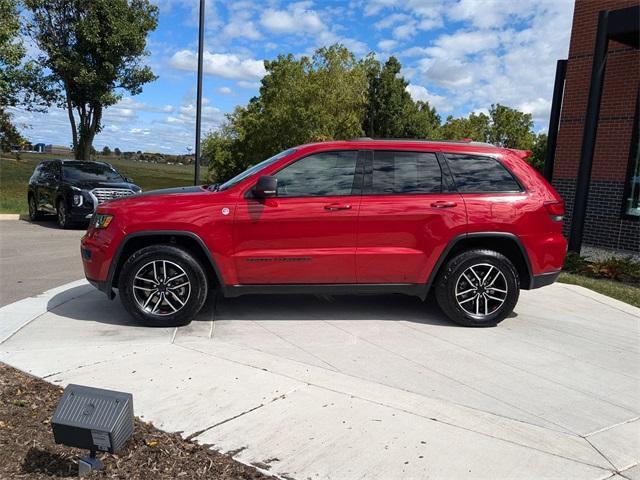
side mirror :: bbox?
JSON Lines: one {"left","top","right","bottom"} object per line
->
{"left": 125, "top": 177, "right": 134, "bottom": 183}
{"left": 253, "top": 175, "right": 277, "bottom": 198}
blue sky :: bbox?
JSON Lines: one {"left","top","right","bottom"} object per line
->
{"left": 14, "top": 0, "right": 575, "bottom": 154}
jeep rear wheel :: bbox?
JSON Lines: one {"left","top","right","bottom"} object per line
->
{"left": 119, "top": 245, "right": 208, "bottom": 327}
{"left": 435, "top": 249, "right": 519, "bottom": 327}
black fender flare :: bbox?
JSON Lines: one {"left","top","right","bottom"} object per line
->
{"left": 105, "top": 230, "right": 225, "bottom": 299}
{"left": 423, "top": 232, "right": 534, "bottom": 297}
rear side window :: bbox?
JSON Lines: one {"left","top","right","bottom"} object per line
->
{"left": 276, "top": 150, "right": 358, "bottom": 197}
{"left": 445, "top": 154, "right": 521, "bottom": 193}
{"left": 367, "top": 151, "right": 442, "bottom": 195}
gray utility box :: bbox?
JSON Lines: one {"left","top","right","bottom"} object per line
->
{"left": 52, "top": 384, "right": 134, "bottom": 454}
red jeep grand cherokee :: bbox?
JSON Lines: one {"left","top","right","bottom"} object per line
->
{"left": 81, "top": 139, "right": 567, "bottom": 328}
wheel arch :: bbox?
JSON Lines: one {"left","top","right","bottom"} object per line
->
{"left": 109, "top": 231, "right": 224, "bottom": 297}
{"left": 426, "top": 232, "right": 534, "bottom": 295}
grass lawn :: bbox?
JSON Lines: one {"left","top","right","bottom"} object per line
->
{"left": 558, "top": 272, "right": 640, "bottom": 308}
{"left": 0, "top": 153, "right": 198, "bottom": 214}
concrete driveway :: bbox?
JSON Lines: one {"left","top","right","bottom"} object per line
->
{"left": 0, "top": 275, "right": 638, "bottom": 479}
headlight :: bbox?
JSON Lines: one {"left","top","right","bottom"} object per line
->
{"left": 71, "top": 186, "right": 84, "bottom": 206}
{"left": 94, "top": 214, "right": 113, "bottom": 229}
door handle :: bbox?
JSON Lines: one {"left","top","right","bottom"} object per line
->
{"left": 324, "top": 203, "right": 352, "bottom": 211}
{"left": 430, "top": 201, "right": 458, "bottom": 209}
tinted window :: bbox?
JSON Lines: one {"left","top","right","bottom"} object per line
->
{"left": 276, "top": 151, "right": 358, "bottom": 197}
{"left": 62, "top": 162, "right": 122, "bottom": 182}
{"left": 219, "top": 147, "right": 297, "bottom": 191}
{"left": 368, "top": 151, "right": 441, "bottom": 194}
{"left": 445, "top": 154, "right": 521, "bottom": 192}
{"left": 41, "top": 162, "right": 59, "bottom": 179}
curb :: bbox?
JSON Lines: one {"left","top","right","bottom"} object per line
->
{"left": 0, "top": 214, "right": 20, "bottom": 220}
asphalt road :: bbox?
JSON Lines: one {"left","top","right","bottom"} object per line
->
{"left": 0, "top": 219, "right": 86, "bottom": 306}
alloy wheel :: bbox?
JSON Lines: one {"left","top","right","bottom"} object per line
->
{"left": 132, "top": 260, "right": 192, "bottom": 316}
{"left": 454, "top": 263, "right": 508, "bottom": 318}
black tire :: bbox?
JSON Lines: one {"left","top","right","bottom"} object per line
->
{"left": 119, "top": 245, "right": 209, "bottom": 327}
{"left": 435, "top": 249, "right": 519, "bottom": 327}
{"left": 28, "top": 194, "right": 43, "bottom": 221}
{"left": 56, "top": 198, "right": 71, "bottom": 229}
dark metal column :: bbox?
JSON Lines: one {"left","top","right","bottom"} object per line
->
{"left": 543, "top": 59, "right": 567, "bottom": 182}
{"left": 568, "top": 10, "right": 610, "bottom": 253}
{"left": 193, "top": 0, "right": 205, "bottom": 185}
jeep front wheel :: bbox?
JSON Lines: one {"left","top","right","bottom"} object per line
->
{"left": 435, "top": 249, "right": 519, "bottom": 327}
{"left": 119, "top": 245, "right": 209, "bottom": 327}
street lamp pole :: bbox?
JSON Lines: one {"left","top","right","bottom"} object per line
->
{"left": 194, "top": 0, "right": 205, "bottom": 185}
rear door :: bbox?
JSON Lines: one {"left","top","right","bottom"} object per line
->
{"left": 356, "top": 149, "right": 467, "bottom": 284}
{"left": 233, "top": 150, "right": 362, "bottom": 284}
{"left": 40, "top": 161, "right": 60, "bottom": 212}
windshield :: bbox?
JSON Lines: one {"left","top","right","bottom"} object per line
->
{"left": 218, "top": 148, "right": 297, "bottom": 191}
{"left": 62, "top": 162, "right": 123, "bottom": 182}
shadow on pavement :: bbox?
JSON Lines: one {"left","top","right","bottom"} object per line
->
{"left": 45, "top": 284, "right": 470, "bottom": 327}
{"left": 22, "top": 217, "right": 89, "bottom": 231}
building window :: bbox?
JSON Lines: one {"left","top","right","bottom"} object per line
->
{"left": 624, "top": 96, "right": 640, "bottom": 218}
{"left": 625, "top": 141, "right": 639, "bottom": 217}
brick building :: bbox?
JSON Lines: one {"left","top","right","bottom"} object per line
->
{"left": 545, "top": 0, "right": 639, "bottom": 254}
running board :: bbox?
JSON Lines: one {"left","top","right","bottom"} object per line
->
{"left": 222, "top": 283, "right": 427, "bottom": 299}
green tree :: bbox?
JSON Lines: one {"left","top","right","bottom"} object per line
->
{"left": 25, "top": 0, "right": 158, "bottom": 160}
{"left": 529, "top": 133, "right": 547, "bottom": 172}
{"left": 362, "top": 56, "right": 440, "bottom": 139}
{"left": 440, "top": 112, "right": 490, "bottom": 142}
{"left": 102, "top": 145, "right": 111, "bottom": 156}
{"left": 114, "top": 147, "right": 121, "bottom": 157}
{"left": 487, "top": 104, "right": 534, "bottom": 149}
{"left": 205, "top": 44, "right": 369, "bottom": 183}
{"left": 0, "top": 0, "right": 57, "bottom": 151}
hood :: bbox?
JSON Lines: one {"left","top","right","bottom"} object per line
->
{"left": 137, "top": 185, "right": 207, "bottom": 196}
{"left": 71, "top": 180, "right": 141, "bottom": 191}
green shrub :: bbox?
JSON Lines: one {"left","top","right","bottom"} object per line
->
{"left": 563, "top": 252, "right": 589, "bottom": 274}
{"left": 588, "top": 256, "right": 640, "bottom": 284}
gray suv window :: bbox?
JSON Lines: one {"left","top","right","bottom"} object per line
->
{"left": 368, "top": 151, "right": 442, "bottom": 195}
{"left": 445, "top": 154, "right": 521, "bottom": 193}
{"left": 276, "top": 151, "right": 358, "bottom": 197}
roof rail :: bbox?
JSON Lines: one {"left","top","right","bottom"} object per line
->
{"left": 346, "top": 137, "right": 494, "bottom": 146}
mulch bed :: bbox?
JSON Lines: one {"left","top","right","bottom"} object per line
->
{"left": 0, "top": 362, "right": 271, "bottom": 479}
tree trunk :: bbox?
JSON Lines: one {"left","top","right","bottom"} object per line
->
{"left": 74, "top": 104, "right": 102, "bottom": 160}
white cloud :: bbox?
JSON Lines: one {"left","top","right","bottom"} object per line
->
{"left": 406, "top": 84, "right": 451, "bottom": 112}
{"left": 378, "top": 39, "right": 398, "bottom": 51}
{"left": 217, "top": 86, "right": 232, "bottom": 94}
{"left": 169, "top": 50, "right": 265, "bottom": 81}
{"left": 260, "top": 4, "right": 325, "bottom": 34}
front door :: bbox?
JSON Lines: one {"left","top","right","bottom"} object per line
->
{"left": 233, "top": 150, "right": 362, "bottom": 284}
{"left": 356, "top": 150, "right": 467, "bottom": 284}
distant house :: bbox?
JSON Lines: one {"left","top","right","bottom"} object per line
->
{"left": 44, "top": 144, "right": 72, "bottom": 155}
{"left": 34, "top": 143, "right": 46, "bottom": 153}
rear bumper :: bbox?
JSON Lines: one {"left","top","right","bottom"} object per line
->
{"left": 530, "top": 270, "right": 561, "bottom": 289}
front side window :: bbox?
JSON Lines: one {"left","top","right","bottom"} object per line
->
{"left": 276, "top": 151, "right": 358, "bottom": 197}
{"left": 445, "top": 154, "right": 521, "bottom": 193}
{"left": 219, "top": 148, "right": 297, "bottom": 191}
{"left": 368, "top": 151, "right": 442, "bottom": 195}
{"left": 62, "top": 162, "right": 122, "bottom": 182}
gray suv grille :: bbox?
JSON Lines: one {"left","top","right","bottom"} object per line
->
{"left": 91, "top": 188, "right": 135, "bottom": 204}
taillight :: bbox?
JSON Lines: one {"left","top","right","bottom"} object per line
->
{"left": 544, "top": 200, "right": 565, "bottom": 222}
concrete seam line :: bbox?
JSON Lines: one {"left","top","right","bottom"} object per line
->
{"left": 582, "top": 436, "right": 619, "bottom": 472}
{"left": 0, "top": 279, "right": 89, "bottom": 345}
{"left": 185, "top": 384, "right": 302, "bottom": 441}
{"left": 583, "top": 416, "right": 640, "bottom": 437}
{"left": 178, "top": 340, "right": 615, "bottom": 471}
{"left": 396, "top": 320, "right": 639, "bottom": 416}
